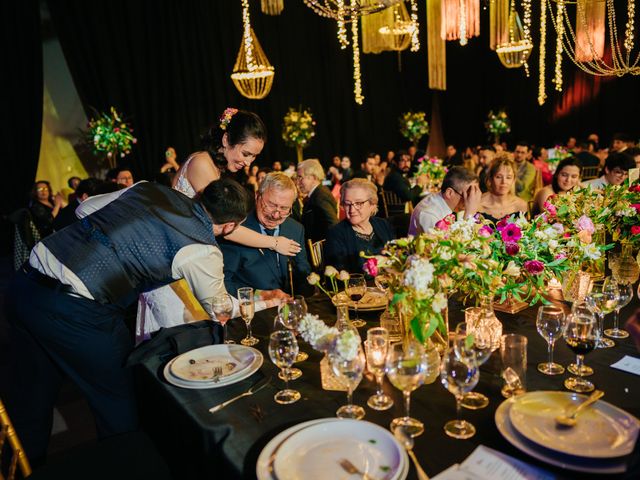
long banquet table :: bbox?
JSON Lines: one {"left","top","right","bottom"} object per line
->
{"left": 134, "top": 291, "right": 640, "bottom": 480}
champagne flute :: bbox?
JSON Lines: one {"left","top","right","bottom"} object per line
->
{"left": 605, "top": 282, "right": 632, "bottom": 339}
{"left": 440, "top": 347, "right": 479, "bottom": 439}
{"left": 276, "top": 299, "right": 304, "bottom": 379}
{"left": 212, "top": 293, "right": 234, "bottom": 344}
{"left": 386, "top": 340, "right": 428, "bottom": 437}
{"left": 329, "top": 345, "right": 366, "bottom": 419}
{"left": 347, "top": 273, "right": 367, "bottom": 328}
{"left": 268, "top": 330, "right": 301, "bottom": 404}
{"left": 237, "top": 287, "right": 258, "bottom": 346}
{"left": 536, "top": 305, "right": 566, "bottom": 375}
{"left": 364, "top": 328, "right": 393, "bottom": 410}
{"left": 293, "top": 295, "right": 309, "bottom": 361}
{"left": 564, "top": 312, "right": 600, "bottom": 393}
{"left": 454, "top": 322, "right": 492, "bottom": 409}
{"left": 585, "top": 279, "right": 618, "bottom": 348}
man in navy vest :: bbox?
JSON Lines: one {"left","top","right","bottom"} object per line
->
{"left": 5, "top": 178, "right": 250, "bottom": 463}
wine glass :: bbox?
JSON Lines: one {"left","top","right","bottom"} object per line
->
{"left": 454, "top": 322, "right": 492, "bottom": 410}
{"left": 605, "top": 282, "right": 632, "bottom": 339}
{"left": 364, "top": 328, "right": 393, "bottom": 411}
{"left": 536, "top": 305, "right": 566, "bottom": 375}
{"left": 585, "top": 279, "right": 618, "bottom": 348}
{"left": 440, "top": 347, "right": 479, "bottom": 439}
{"left": 212, "top": 293, "right": 234, "bottom": 344}
{"left": 564, "top": 312, "right": 600, "bottom": 393}
{"left": 276, "top": 299, "right": 304, "bottom": 379}
{"left": 238, "top": 287, "right": 258, "bottom": 346}
{"left": 268, "top": 330, "right": 301, "bottom": 404}
{"left": 346, "top": 273, "right": 367, "bottom": 328}
{"left": 386, "top": 340, "right": 428, "bottom": 437}
{"left": 329, "top": 345, "right": 366, "bottom": 419}
{"left": 374, "top": 274, "right": 392, "bottom": 307}
{"left": 293, "top": 295, "right": 309, "bottom": 361}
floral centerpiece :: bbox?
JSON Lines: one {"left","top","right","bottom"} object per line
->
{"left": 399, "top": 111, "right": 429, "bottom": 147}
{"left": 86, "top": 107, "right": 137, "bottom": 168}
{"left": 546, "top": 145, "right": 572, "bottom": 173}
{"left": 298, "top": 313, "right": 360, "bottom": 361}
{"left": 485, "top": 109, "right": 510, "bottom": 143}
{"left": 413, "top": 155, "right": 447, "bottom": 191}
{"left": 605, "top": 181, "right": 640, "bottom": 252}
{"left": 282, "top": 107, "right": 316, "bottom": 164}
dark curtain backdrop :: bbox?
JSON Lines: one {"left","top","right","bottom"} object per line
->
{"left": 1, "top": 0, "right": 42, "bottom": 253}
{"left": 46, "top": 0, "right": 638, "bottom": 181}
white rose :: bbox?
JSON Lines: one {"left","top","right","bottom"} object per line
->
{"left": 307, "top": 272, "right": 321, "bottom": 285}
{"left": 324, "top": 266, "right": 338, "bottom": 277}
{"left": 432, "top": 292, "right": 448, "bottom": 313}
{"left": 504, "top": 261, "right": 521, "bottom": 277}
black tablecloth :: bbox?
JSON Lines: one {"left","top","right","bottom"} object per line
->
{"left": 133, "top": 292, "right": 640, "bottom": 480}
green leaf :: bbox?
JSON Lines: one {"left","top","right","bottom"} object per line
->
{"left": 410, "top": 317, "right": 425, "bottom": 344}
{"left": 465, "top": 334, "right": 475, "bottom": 350}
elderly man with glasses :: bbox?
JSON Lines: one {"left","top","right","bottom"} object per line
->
{"left": 220, "top": 172, "right": 312, "bottom": 297}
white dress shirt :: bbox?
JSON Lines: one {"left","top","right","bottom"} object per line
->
{"left": 408, "top": 192, "right": 452, "bottom": 236}
{"left": 583, "top": 176, "right": 608, "bottom": 190}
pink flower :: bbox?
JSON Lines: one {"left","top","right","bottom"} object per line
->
{"left": 501, "top": 223, "right": 522, "bottom": 243}
{"left": 495, "top": 217, "right": 509, "bottom": 231}
{"left": 435, "top": 219, "right": 450, "bottom": 231}
{"left": 363, "top": 257, "right": 379, "bottom": 276}
{"left": 632, "top": 226, "right": 640, "bottom": 235}
{"left": 551, "top": 223, "right": 564, "bottom": 234}
{"left": 478, "top": 225, "right": 493, "bottom": 238}
{"left": 543, "top": 202, "right": 557, "bottom": 216}
{"left": 505, "top": 242, "right": 520, "bottom": 255}
{"left": 631, "top": 204, "right": 640, "bottom": 213}
{"left": 555, "top": 253, "right": 567, "bottom": 260}
{"left": 524, "top": 260, "right": 545, "bottom": 275}
{"left": 575, "top": 215, "right": 595, "bottom": 234}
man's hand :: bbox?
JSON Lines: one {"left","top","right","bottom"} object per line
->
{"left": 462, "top": 183, "right": 482, "bottom": 217}
{"left": 259, "top": 289, "right": 291, "bottom": 301}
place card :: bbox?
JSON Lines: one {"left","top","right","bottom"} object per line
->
{"left": 432, "top": 445, "right": 555, "bottom": 480}
{"left": 611, "top": 355, "right": 640, "bottom": 376}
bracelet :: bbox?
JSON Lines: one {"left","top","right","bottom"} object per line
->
{"left": 272, "top": 236, "right": 278, "bottom": 251}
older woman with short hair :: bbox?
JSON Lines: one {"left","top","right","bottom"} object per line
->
{"left": 325, "top": 178, "right": 395, "bottom": 273}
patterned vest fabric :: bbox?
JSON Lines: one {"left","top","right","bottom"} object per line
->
{"left": 43, "top": 183, "right": 217, "bottom": 306}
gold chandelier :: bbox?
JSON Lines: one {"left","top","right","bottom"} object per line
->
{"left": 303, "top": 0, "right": 404, "bottom": 20}
{"left": 261, "top": 0, "right": 284, "bottom": 15}
{"left": 231, "top": 0, "right": 275, "bottom": 99}
{"left": 496, "top": 0, "right": 533, "bottom": 71}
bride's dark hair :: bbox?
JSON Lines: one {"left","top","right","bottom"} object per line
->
{"left": 201, "top": 110, "right": 267, "bottom": 171}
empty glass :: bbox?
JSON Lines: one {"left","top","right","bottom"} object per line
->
{"left": 500, "top": 334, "right": 527, "bottom": 398}
{"left": 536, "top": 305, "right": 566, "bottom": 375}
{"left": 454, "top": 321, "right": 492, "bottom": 410}
{"left": 585, "top": 279, "right": 618, "bottom": 348}
{"left": 440, "top": 347, "right": 479, "bottom": 439}
{"left": 268, "top": 330, "right": 301, "bottom": 404}
{"left": 364, "top": 328, "right": 393, "bottom": 411}
{"left": 329, "top": 345, "right": 366, "bottom": 419}
{"left": 564, "top": 312, "right": 599, "bottom": 393}
{"left": 212, "top": 293, "right": 234, "bottom": 344}
{"left": 276, "top": 299, "right": 304, "bottom": 379}
{"left": 605, "top": 282, "right": 632, "bottom": 339}
{"left": 386, "top": 340, "right": 428, "bottom": 437}
{"left": 346, "top": 273, "right": 367, "bottom": 328}
{"left": 293, "top": 295, "right": 309, "bottom": 361}
{"left": 238, "top": 287, "right": 258, "bottom": 346}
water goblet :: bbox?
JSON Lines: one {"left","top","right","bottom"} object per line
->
{"left": 605, "top": 283, "right": 632, "bottom": 339}
{"left": 293, "top": 295, "right": 309, "bottom": 361}
{"left": 268, "top": 330, "right": 301, "bottom": 404}
{"left": 329, "top": 345, "right": 366, "bottom": 419}
{"left": 237, "top": 287, "right": 258, "bottom": 346}
{"left": 454, "top": 321, "right": 492, "bottom": 410}
{"left": 346, "top": 273, "right": 367, "bottom": 328}
{"left": 585, "top": 279, "right": 618, "bottom": 348}
{"left": 364, "top": 328, "right": 393, "bottom": 410}
{"left": 536, "top": 305, "right": 566, "bottom": 375}
{"left": 276, "top": 299, "right": 304, "bottom": 378}
{"left": 564, "top": 312, "right": 600, "bottom": 393}
{"left": 212, "top": 293, "right": 234, "bottom": 344}
{"left": 440, "top": 347, "right": 480, "bottom": 439}
{"left": 386, "top": 340, "right": 428, "bottom": 437}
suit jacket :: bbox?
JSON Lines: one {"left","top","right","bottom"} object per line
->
{"left": 53, "top": 199, "right": 81, "bottom": 231}
{"left": 301, "top": 185, "right": 338, "bottom": 242}
{"left": 383, "top": 168, "right": 422, "bottom": 205}
{"left": 325, "top": 217, "right": 395, "bottom": 273}
{"left": 220, "top": 211, "right": 313, "bottom": 296}
{"left": 576, "top": 151, "right": 600, "bottom": 168}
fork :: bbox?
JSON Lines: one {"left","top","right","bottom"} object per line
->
{"left": 212, "top": 366, "right": 223, "bottom": 383}
{"left": 338, "top": 458, "right": 378, "bottom": 480}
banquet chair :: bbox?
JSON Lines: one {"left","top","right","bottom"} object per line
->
{"left": 380, "top": 189, "right": 411, "bottom": 218}
{"left": 581, "top": 165, "right": 600, "bottom": 180}
{"left": 0, "top": 398, "right": 32, "bottom": 480}
{"left": 307, "top": 239, "right": 325, "bottom": 271}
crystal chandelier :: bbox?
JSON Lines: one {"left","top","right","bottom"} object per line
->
{"left": 495, "top": 0, "right": 533, "bottom": 71}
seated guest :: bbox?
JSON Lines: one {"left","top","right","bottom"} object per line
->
{"left": 478, "top": 156, "right": 528, "bottom": 224}
{"left": 514, "top": 141, "right": 538, "bottom": 201}
{"left": 476, "top": 145, "right": 496, "bottom": 193}
{"left": 574, "top": 140, "right": 600, "bottom": 168}
{"left": 296, "top": 159, "right": 338, "bottom": 242}
{"left": 382, "top": 150, "right": 422, "bottom": 205}
{"left": 532, "top": 158, "right": 581, "bottom": 216}
{"left": 625, "top": 146, "right": 640, "bottom": 169}
{"left": 408, "top": 167, "right": 481, "bottom": 235}
{"left": 115, "top": 168, "right": 134, "bottom": 187}
{"left": 444, "top": 144, "right": 463, "bottom": 167}
{"left": 221, "top": 172, "right": 312, "bottom": 296}
{"left": 583, "top": 152, "right": 635, "bottom": 189}
{"left": 340, "top": 156, "right": 354, "bottom": 182}
{"left": 53, "top": 178, "right": 104, "bottom": 231}
{"left": 325, "top": 179, "right": 395, "bottom": 273}
{"left": 532, "top": 147, "right": 553, "bottom": 185}
{"left": 29, "top": 181, "right": 64, "bottom": 239}
{"left": 353, "top": 153, "right": 380, "bottom": 184}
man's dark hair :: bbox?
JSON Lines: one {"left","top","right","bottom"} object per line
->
{"left": 441, "top": 166, "right": 478, "bottom": 193}
{"left": 94, "top": 181, "right": 124, "bottom": 195}
{"left": 106, "top": 168, "right": 119, "bottom": 182}
{"left": 515, "top": 140, "right": 530, "bottom": 150}
{"left": 625, "top": 146, "right": 640, "bottom": 157}
{"left": 605, "top": 152, "right": 636, "bottom": 172}
{"left": 366, "top": 152, "right": 377, "bottom": 160}
{"left": 200, "top": 177, "right": 250, "bottom": 224}
{"left": 577, "top": 139, "right": 595, "bottom": 150}
{"left": 612, "top": 132, "right": 634, "bottom": 143}
{"left": 480, "top": 145, "right": 496, "bottom": 153}
{"left": 67, "top": 176, "right": 81, "bottom": 189}
{"left": 75, "top": 178, "right": 104, "bottom": 198}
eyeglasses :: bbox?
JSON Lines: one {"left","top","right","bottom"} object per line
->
{"left": 448, "top": 187, "right": 464, "bottom": 197}
{"left": 258, "top": 195, "right": 292, "bottom": 216}
{"left": 610, "top": 168, "right": 628, "bottom": 176}
{"left": 36, "top": 187, "right": 49, "bottom": 192}
{"left": 341, "top": 200, "right": 371, "bottom": 211}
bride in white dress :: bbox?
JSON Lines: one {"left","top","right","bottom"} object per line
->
{"left": 136, "top": 108, "right": 300, "bottom": 342}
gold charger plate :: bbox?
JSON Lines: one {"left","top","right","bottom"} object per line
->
{"left": 333, "top": 287, "right": 387, "bottom": 311}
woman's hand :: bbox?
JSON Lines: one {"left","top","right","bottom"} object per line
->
{"left": 273, "top": 236, "right": 302, "bottom": 256}
{"left": 53, "top": 193, "right": 65, "bottom": 208}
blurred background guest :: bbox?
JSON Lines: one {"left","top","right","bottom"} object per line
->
{"left": 584, "top": 152, "right": 635, "bottom": 189}
{"left": 29, "top": 180, "right": 64, "bottom": 239}
{"left": 296, "top": 159, "right": 338, "bottom": 243}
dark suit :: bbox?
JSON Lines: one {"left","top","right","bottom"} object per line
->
{"left": 220, "top": 211, "right": 312, "bottom": 296}
{"left": 382, "top": 167, "right": 422, "bottom": 205}
{"left": 325, "top": 217, "right": 395, "bottom": 273}
{"left": 301, "top": 185, "right": 338, "bottom": 242}
{"left": 576, "top": 151, "right": 600, "bottom": 168}
{"left": 53, "top": 199, "right": 81, "bottom": 231}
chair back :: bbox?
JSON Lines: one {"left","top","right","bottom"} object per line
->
{"left": 581, "top": 165, "right": 600, "bottom": 180}
{"left": 0, "top": 398, "right": 32, "bottom": 480}
{"left": 533, "top": 169, "right": 543, "bottom": 196}
{"left": 381, "top": 189, "right": 411, "bottom": 217}
{"left": 307, "top": 239, "right": 325, "bottom": 271}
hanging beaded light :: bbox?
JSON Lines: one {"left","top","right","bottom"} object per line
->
{"left": 261, "top": 0, "right": 284, "bottom": 15}
{"left": 495, "top": 0, "right": 533, "bottom": 71}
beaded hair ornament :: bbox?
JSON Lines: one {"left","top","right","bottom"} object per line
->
{"left": 219, "top": 107, "right": 239, "bottom": 131}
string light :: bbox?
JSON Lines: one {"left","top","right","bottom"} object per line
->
{"left": 242, "top": 0, "right": 255, "bottom": 69}
{"left": 409, "top": 0, "right": 420, "bottom": 51}
{"left": 337, "top": 0, "right": 348, "bottom": 48}
{"left": 538, "top": 0, "right": 547, "bottom": 105}
{"left": 625, "top": 0, "right": 635, "bottom": 52}
{"left": 459, "top": 0, "right": 468, "bottom": 46}
{"left": 351, "top": 6, "right": 364, "bottom": 105}
{"left": 554, "top": 0, "right": 565, "bottom": 91}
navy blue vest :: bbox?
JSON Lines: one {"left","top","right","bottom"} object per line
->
{"left": 43, "top": 182, "right": 217, "bottom": 307}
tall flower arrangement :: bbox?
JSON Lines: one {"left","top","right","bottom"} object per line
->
{"left": 282, "top": 107, "right": 316, "bottom": 164}
{"left": 413, "top": 156, "right": 447, "bottom": 190}
{"left": 398, "top": 111, "right": 429, "bottom": 147}
{"left": 86, "top": 107, "right": 137, "bottom": 168}
{"left": 546, "top": 145, "right": 571, "bottom": 173}
{"left": 485, "top": 109, "right": 510, "bottom": 143}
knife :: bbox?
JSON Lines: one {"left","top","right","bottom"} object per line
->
{"left": 208, "top": 376, "right": 271, "bottom": 414}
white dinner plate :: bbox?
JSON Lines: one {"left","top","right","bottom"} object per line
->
{"left": 333, "top": 288, "right": 388, "bottom": 311}
{"left": 509, "top": 391, "right": 640, "bottom": 458}
{"left": 256, "top": 418, "right": 408, "bottom": 480}
{"left": 170, "top": 344, "right": 256, "bottom": 383}
{"left": 495, "top": 397, "right": 629, "bottom": 474}
{"left": 163, "top": 347, "right": 263, "bottom": 389}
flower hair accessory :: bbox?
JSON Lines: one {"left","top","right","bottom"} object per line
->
{"left": 219, "top": 107, "right": 238, "bottom": 131}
